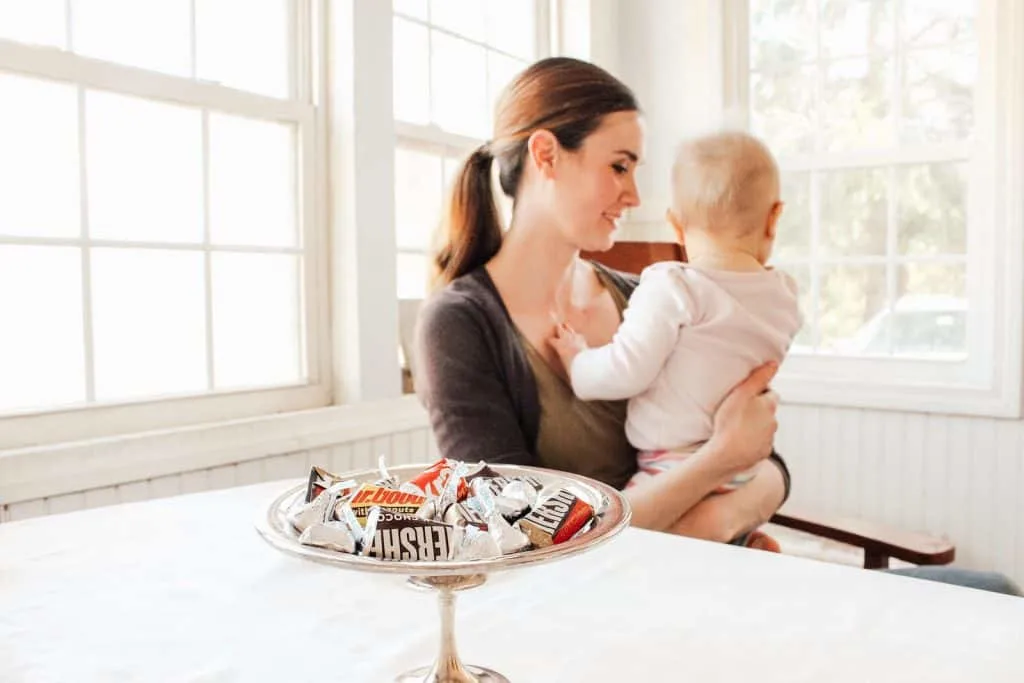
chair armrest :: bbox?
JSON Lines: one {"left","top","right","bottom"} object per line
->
{"left": 770, "top": 505, "right": 956, "bottom": 569}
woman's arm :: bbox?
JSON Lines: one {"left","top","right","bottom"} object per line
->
{"left": 624, "top": 363, "right": 782, "bottom": 531}
{"left": 667, "top": 459, "right": 786, "bottom": 542}
{"left": 414, "top": 293, "right": 536, "bottom": 465}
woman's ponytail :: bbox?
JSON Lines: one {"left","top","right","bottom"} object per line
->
{"left": 432, "top": 144, "right": 504, "bottom": 289}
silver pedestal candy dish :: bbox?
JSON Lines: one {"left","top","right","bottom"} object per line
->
{"left": 255, "top": 463, "right": 631, "bottom": 682}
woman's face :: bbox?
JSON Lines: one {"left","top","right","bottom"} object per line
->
{"left": 550, "top": 111, "right": 644, "bottom": 252}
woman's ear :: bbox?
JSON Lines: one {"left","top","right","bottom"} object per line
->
{"left": 666, "top": 208, "right": 686, "bottom": 246}
{"left": 526, "top": 130, "right": 559, "bottom": 179}
{"left": 765, "top": 200, "right": 784, "bottom": 241}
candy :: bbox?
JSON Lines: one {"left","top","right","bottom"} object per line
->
{"left": 291, "top": 459, "right": 602, "bottom": 562}
{"left": 288, "top": 480, "right": 352, "bottom": 533}
{"left": 515, "top": 488, "right": 594, "bottom": 548}
{"left": 364, "top": 515, "right": 456, "bottom": 561}
{"left": 401, "top": 458, "right": 470, "bottom": 501}
{"left": 348, "top": 484, "right": 426, "bottom": 524}
{"left": 298, "top": 520, "right": 358, "bottom": 553}
{"left": 451, "top": 524, "right": 501, "bottom": 561}
{"left": 304, "top": 466, "right": 357, "bottom": 504}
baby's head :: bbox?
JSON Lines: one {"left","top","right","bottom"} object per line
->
{"left": 668, "top": 131, "right": 783, "bottom": 264}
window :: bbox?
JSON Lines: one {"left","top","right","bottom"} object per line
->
{"left": 728, "top": 0, "right": 1023, "bottom": 416}
{"left": 0, "top": 1, "right": 328, "bottom": 447}
{"left": 391, "top": 0, "right": 549, "bottom": 300}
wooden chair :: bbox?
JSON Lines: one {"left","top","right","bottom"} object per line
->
{"left": 582, "top": 240, "right": 956, "bottom": 569}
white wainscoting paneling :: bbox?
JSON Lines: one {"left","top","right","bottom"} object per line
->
{"left": 3, "top": 428, "right": 435, "bottom": 522}
{"left": 777, "top": 404, "right": 1024, "bottom": 587}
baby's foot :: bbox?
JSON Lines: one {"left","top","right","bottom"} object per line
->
{"left": 744, "top": 530, "right": 781, "bottom": 553}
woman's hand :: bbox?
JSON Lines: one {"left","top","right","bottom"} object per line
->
{"left": 668, "top": 459, "right": 786, "bottom": 542}
{"left": 706, "top": 362, "right": 780, "bottom": 476}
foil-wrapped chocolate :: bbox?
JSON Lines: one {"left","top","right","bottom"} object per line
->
{"left": 464, "top": 462, "right": 502, "bottom": 483}
{"left": 442, "top": 501, "right": 488, "bottom": 530}
{"left": 451, "top": 524, "right": 501, "bottom": 561}
{"left": 515, "top": 488, "right": 594, "bottom": 548}
{"left": 298, "top": 520, "right": 357, "bottom": 553}
{"left": 469, "top": 478, "right": 531, "bottom": 554}
{"left": 501, "top": 479, "right": 539, "bottom": 509}
{"left": 288, "top": 480, "right": 352, "bottom": 533}
{"left": 373, "top": 454, "right": 400, "bottom": 489}
{"left": 305, "top": 466, "right": 357, "bottom": 504}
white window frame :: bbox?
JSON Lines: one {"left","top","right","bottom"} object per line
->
{"left": 722, "top": 0, "right": 1024, "bottom": 418}
{"left": 0, "top": 1, "right": 333, "bottom": 450}
{"left": 392, "top": 0, "right": 554, "bottom": 300}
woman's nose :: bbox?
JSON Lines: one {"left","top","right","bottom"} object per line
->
{"left": 622, "top": 177, "right": 640, "bottom": 208}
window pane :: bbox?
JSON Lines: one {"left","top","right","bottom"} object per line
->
{"left": 443, "top": 155, "right": 462, "bottom": 189}
{"left": 195, "top": 0, "right": 289, "bottom": 98}
{"left": 774, "top": 171, "right": 810, "bottom": 261}
{"left": 782, "top": 265, "right": 813, "bottom": 351}
{"left": 750, "top": 66, "right": 816, "bottom": 156}
{"left": 212, "top": 253, "right": 303, "bottom": 389}
{"left": 487, "top": 52, "right": 525, "bottom": 120}
{"left": 897, "top": 163, "right": 967, "bottom": 256}
{"left": 486, "top": 0, "right": 535, "bottom": 59}
{"left": 430, "top": 0, "right": 486, "bottom": 42}
{"left": 91, "top": 248, "right": 207, "bottom": 401}
{"left": 395, "top": 147, "right": 443, "bottom": 251}
{"left": 818, "top": 265, "right": 888, "bottom": 354}
{"left": 393, "top": 17, "right": 431, "bottom": 125}
{"left": 821, "top": 57, "right": 893, "bottom": 151}
{"left": 892, "top": 263, "right": 966, "bottom": 357}
{"left": 72, "top": 0, "right": 191, "bottom": 76}
{"left": 820, "top": 168, "right": 888, "bottom": 257}
{"left": 0, "top": 74, "right": 80, "bottom": 238}
{"left": 209, "top": 114, "right": 296, "bottom": 247}
{"left": 819, "top": 0, "right": 894, "bottom": 59}
{"left": 393, "top": 0, "right": 428, "bottom": 20}
{"left": 900, "top": 45, "right": 976, "bottom": 144}
{"left": 431, "top": 31, "right": 488, "bottom": 138}
{"left": 0, "top": 0, "right": 66, "bottom": 48}
{"left": 397, "top": 252, "right": 429, "bottom": 299}
{"left": 749, "top": 0, "right": 815, "bottom": 70}
{"left": 903, "top": 0, "right": 976, "bottom": 47}
{"left": 86, "top": 91, "right": 203, "bottom": 243}
{"left": 0, "top": 246, "right": 85, "bottom": 412}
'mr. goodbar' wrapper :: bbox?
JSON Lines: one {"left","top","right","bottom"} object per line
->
{"left": 348, "top": 484, "right": 426, "bottom": 524}
{"left": 515, "top": 488, "right": 594, "bottom": 548}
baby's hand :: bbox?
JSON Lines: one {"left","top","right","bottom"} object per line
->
{"left": 549, "top": 321, "right": 589, "bottom": 372}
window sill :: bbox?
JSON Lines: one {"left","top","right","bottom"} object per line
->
{"left": 775, "top": 372, "right": 1022, "bottom": 418}
{"left": 0, "top": 395, "right": 430, "bottom": 506}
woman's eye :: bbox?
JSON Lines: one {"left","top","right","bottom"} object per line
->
{"left": 612, "top": 163, "right": 628, "bottom": 175}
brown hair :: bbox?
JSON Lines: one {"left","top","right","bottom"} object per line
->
{"left": 432, "top": 57, "right": 639, "bottom": 288}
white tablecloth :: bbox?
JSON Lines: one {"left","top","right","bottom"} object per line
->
{"left": 2, "top": 481, "right": 1022, "bottom": 682}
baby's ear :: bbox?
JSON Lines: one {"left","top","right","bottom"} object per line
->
{"left": 765, "top": 201, "right": 784, "bottom": 240}
{"left": 665, "top": 209, "right": 686, "bottom": 244}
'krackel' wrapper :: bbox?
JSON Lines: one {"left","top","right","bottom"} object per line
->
{"left": 515, "top": 488, "right": 594, "bottom": 548}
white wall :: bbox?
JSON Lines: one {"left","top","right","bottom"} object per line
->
{"left": 603, "top": 0, "right": 1024, "bottom": 588}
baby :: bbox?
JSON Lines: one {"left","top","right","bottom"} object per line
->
{"left": 551, "top": 131, "right": 802, "bottom": 541}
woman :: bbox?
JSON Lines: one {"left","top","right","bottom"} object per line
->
{"left": 414, "top": 56, "right": 784, "bottom": 544}
{"left": 412, "top": 56, "right": 1021, "bottom": 594}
